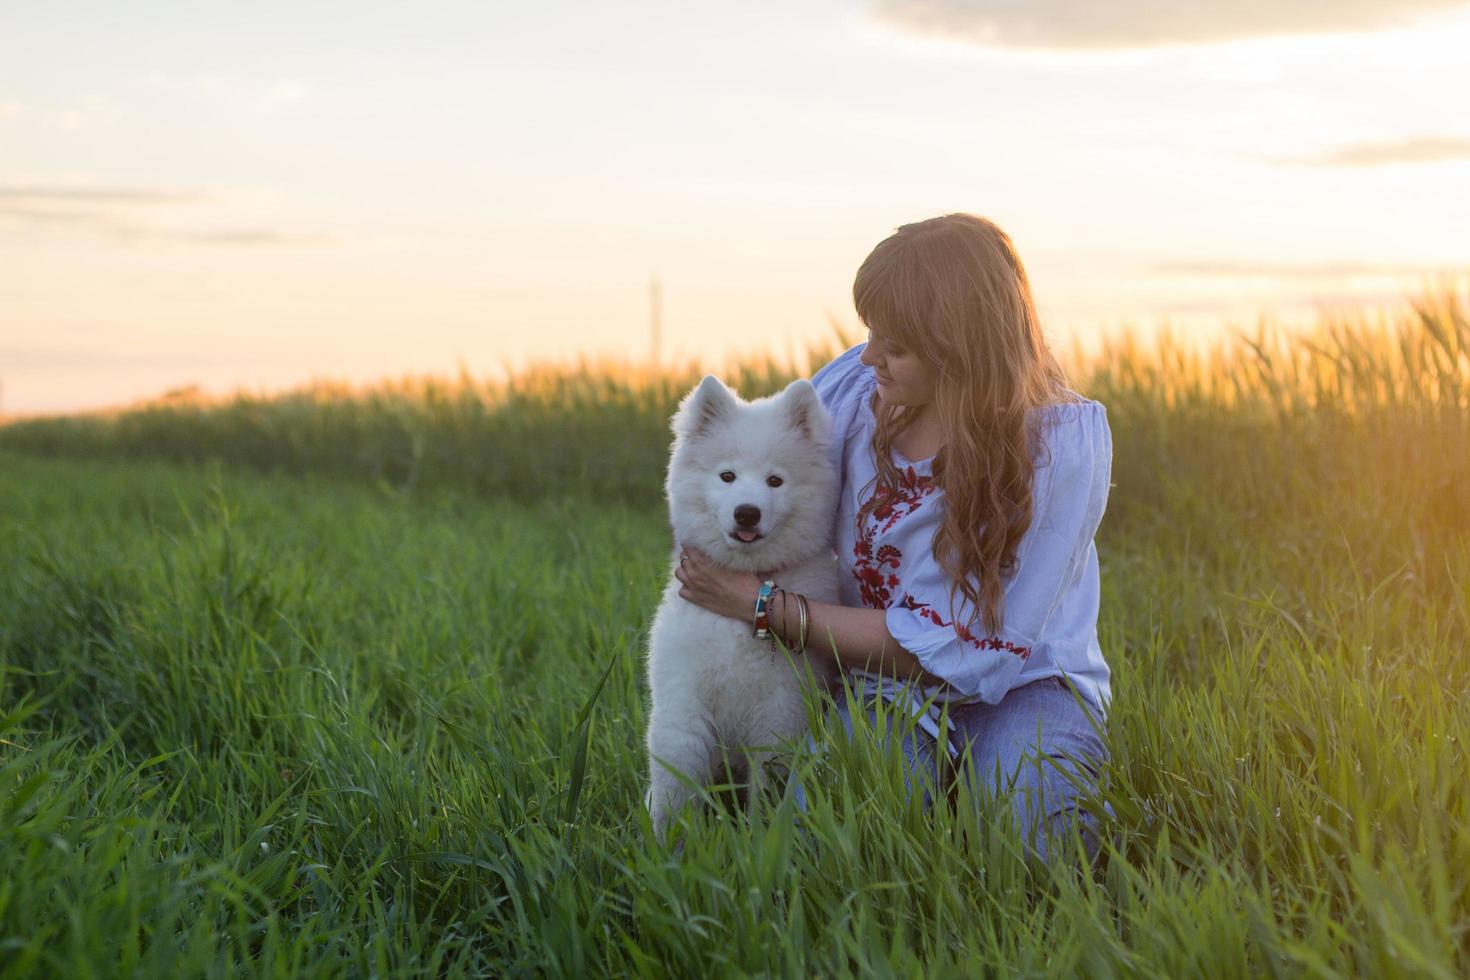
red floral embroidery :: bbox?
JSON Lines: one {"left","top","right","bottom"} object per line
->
{"left": 852, "top": 536, "right": 902, "bottom": 608}
{"left": 871, "top": 466, "right": 935, "bottom": 531}
{"left": 850, "top": 464, "right": 1029, "bottom": 659}
{"left": 851, "top": 465, "right": 935, "bottom": 609}
{"left": 898, "top": 595, "right": 1031, "bottom": 659}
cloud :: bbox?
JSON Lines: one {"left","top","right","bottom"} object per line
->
{"left": 0, "top": 205, "right": 136, "bottom": 235}
{"left": 174, "top": 229, "right": 329, "bottom": 246}
{"left": 1139, "top": 289, "right": 1419, "bottom": 319}
{"left": 0, "top": 202, "right": 327, "bottom": 248}
{"left": 1155, "top": 260, "right": 1455, "bottom": 279}
{"left": 1273, "top": 136, "right": 1470, "bottom": 166}
{"left": 870, "top": 0, "right": 1470, "bottom": 50}
{"left": 0, "top": 347, "right": 291, "bottom": 369}
{"left": 0, "top": 185, "right": 203, "bottom": 204}
{"left": 141, "top": 71, "right": 312, "bottom": 112}
{"left": 0, "top": 184, "right": 326, "bottom": 247}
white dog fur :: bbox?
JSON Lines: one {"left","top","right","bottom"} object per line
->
{"left": 645, "top": 375, "right": 840, "bottom": 837}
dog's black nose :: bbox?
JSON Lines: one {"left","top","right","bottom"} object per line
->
{"left": 734, "top": 504, "right": 761, "bottom": 528}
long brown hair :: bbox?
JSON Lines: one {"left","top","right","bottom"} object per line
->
{"left": 854, "top": 214, "right": 1074, "bottom": 635}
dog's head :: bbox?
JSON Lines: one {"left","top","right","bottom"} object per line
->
{"left": 666, "top": 376, "right": 836, "bottom": 573}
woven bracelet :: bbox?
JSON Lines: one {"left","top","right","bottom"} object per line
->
{"left": 752, "top": 580, "right": 776, "bottom": 640}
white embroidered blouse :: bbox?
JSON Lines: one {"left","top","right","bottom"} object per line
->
{"left": 811, "top": 343, "right": 1113, "bottom": 746}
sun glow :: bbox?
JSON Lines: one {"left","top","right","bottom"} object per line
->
{"left": 1, "top": 2, "right": 1467, "bottom": 416}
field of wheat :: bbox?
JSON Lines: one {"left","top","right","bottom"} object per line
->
{"left": 1, "top": 288, "right": 1467, "bottom": 976}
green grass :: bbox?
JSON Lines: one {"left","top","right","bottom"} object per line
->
{"left": 1, "top": 286, "right": 1468, "bottom": 975}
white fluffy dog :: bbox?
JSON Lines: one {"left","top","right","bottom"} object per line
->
{"left": 645, "top": 376, "right": 840, "bottom": 837}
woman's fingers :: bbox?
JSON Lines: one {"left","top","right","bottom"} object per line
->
{"left": 673, "top": 547, "right": 701, "bottom": 596}
{"left": 674, "top": 543, "right": 752, "bottom": 620}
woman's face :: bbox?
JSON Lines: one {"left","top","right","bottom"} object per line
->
{"left": 860, "top": 327, "right": 937, "bottom": 410}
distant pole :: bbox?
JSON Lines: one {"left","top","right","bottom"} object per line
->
{"left": 649, "top": 274, "right": 663, "bottom": 366}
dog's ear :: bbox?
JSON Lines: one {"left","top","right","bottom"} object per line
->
{"left": 673, "top": 375, "right": 738, "bottom": 439}
{"left": 779, "top": 379, "right": 830, "bottom": 443}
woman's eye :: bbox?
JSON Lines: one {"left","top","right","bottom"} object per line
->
{"left": 719, "top": 471, "right": 736, "bottom": 483}
{"left": 766, "top": 475, "right": 783, "bottom": 488}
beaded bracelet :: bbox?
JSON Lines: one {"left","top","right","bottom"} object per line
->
{"left": 752, "top": 580, "right": 776, "bottom": 640}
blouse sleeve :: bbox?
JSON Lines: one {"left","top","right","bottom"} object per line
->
{"left": 884, "top": 402, "right": 1113, "bottom": 703}
{"left": 810, "top": 343, "right": 875, "bottom": 485}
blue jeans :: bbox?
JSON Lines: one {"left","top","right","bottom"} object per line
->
{"left": 795, "top": 676, "right": 1110, "bottom": 861}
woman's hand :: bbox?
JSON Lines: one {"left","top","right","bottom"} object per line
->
{"left": 673, "top": 545, "right": 763, "bottom": 623}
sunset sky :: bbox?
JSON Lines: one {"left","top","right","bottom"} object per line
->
{"left": 3, "top": 0, "right": 1468, "bottom": 415}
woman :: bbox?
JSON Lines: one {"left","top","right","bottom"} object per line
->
{"left": 675, "top": 213, "right": 1112, "bottom": 858}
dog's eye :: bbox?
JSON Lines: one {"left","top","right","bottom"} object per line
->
{"left": 766, "top": 475, "right": 783, "bottom": 488}
{"left": 719, "top": 471, "right": 736, "bottom": 483}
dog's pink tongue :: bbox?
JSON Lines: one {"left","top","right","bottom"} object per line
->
{"left": 735, "top": 530, "right": 759, "bottom": 543}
